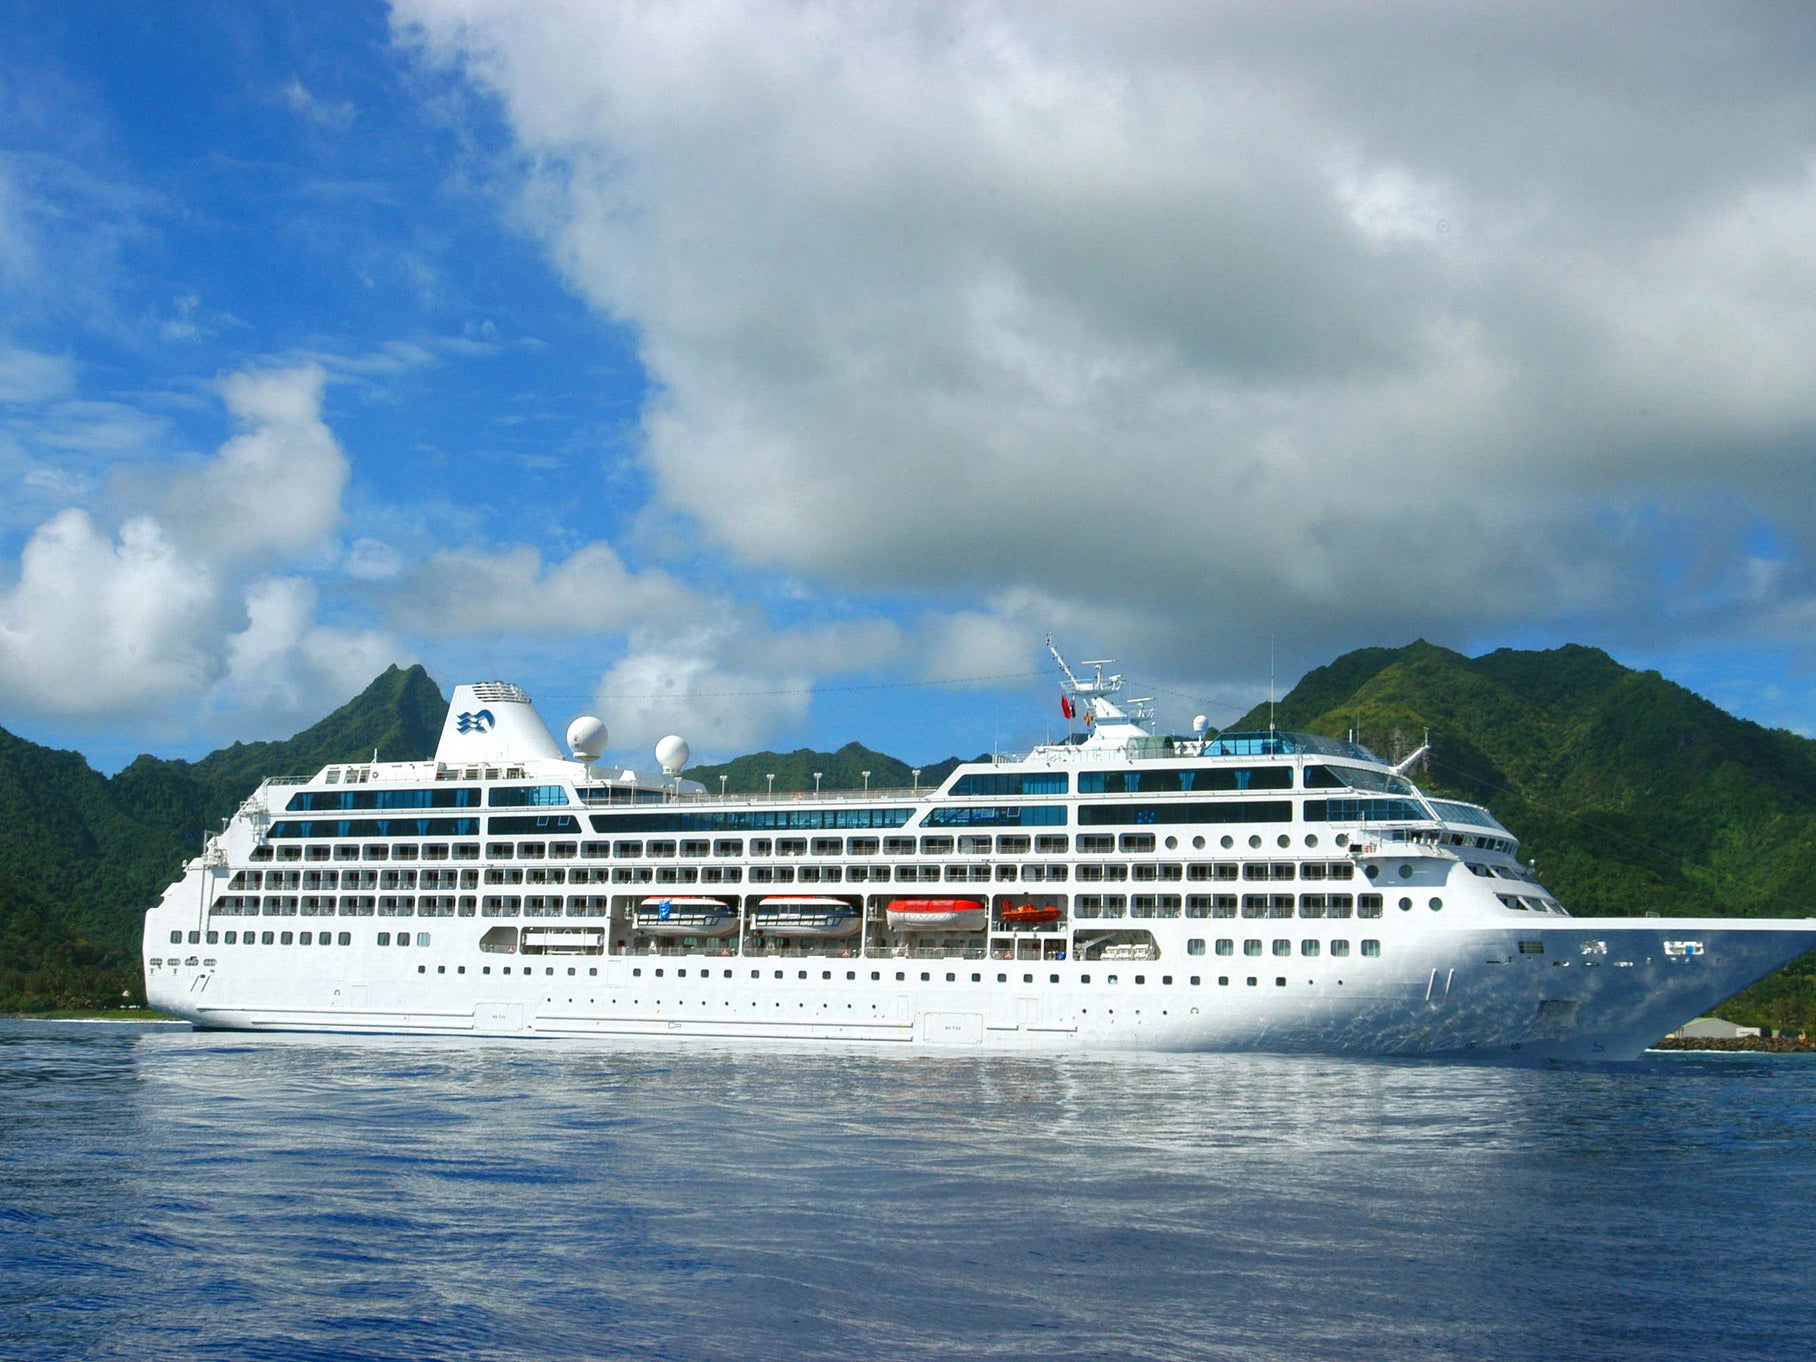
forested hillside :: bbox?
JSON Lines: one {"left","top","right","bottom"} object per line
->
{"left": 0, "top": 665, "right": 446, "bottom": 1011}
{"left": 1232, "top": 641, "right": 1816, "bottom": 1029}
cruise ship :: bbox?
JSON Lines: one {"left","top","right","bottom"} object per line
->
{"left": 143, "top": 643, "right": 1816, "bottom": 1060}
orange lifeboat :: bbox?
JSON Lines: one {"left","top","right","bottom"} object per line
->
{"left": 998, "top": 903, "right": 1062, "bottom": 926}
{"left": 885, "top": 898, "right": 988, "bottom": 931}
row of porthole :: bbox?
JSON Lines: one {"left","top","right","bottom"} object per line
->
{"left": 1162, "top": 832, "right": 1337, "bottom": 852}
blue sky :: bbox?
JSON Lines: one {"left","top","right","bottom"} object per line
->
{"left": 5, "top": 2, "right": 1816, "bottom": 774}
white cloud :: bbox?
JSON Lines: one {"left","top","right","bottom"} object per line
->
{"left": 0, "top": 361, "right": 400, "bottom": 726}
{"left": 395, "top": 1, "right": 1816, "bottom": 683}
{"left": 592, "top": 615, "right": 904, "bottom": 758}
{"left": 279, "top": 77, "right": 356, "bottom": 131}
{"left": 217, "top": 576, "right": 400, "bottom": 718}
{"left": 391, "top": 541, "right": 698, "bottom": 635}
{"left": 0, "top": 509, "right": 217, "bottom": 715}
{"left": 158, "top": 362, "right": 348, "bottom": 561}
{"left": 344, "top": 537, "right": 405, "bottom": 580}
{"left": 0, "top": 341, "right": 73, "bottom": 402}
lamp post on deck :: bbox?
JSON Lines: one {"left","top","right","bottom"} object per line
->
{"left": 766, "top": 772, "right": 775, "bottom": 797}
{"left": 813, "top": 771, "right": 823, "bottom": 795}
{"left": 861, "top": 770, "right": 871, "bottom": 792}
{"left": 912, "top": 768, "right": 921, "bottom": 793}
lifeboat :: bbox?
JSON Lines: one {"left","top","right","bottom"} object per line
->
{"left": 633, "top": 896, "right": 739, "bottom": 937}
{"left": 998, "top": 903, "right": 1062, "bottom": 927}
{"left": 886, "top": 898, "right": 989, "bottom": 932}
{"left": 750, "top": 896, "right": 861, "bottom": 937}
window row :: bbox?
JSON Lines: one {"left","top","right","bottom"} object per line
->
{"left": 1185, "top": 937, "right": 1382, "bottom": 958}
{"left": 251, "top": 829, "right": 1400, "bottom": 867}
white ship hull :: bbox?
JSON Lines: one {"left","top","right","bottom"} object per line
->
{"left": 140, "top": 659, "right": 1816, "bottom": 1063}
{"left": 146, "top": 908, "right": 1816, "bottom": 1062}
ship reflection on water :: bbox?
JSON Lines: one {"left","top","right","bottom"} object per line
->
{"left": 4, "top": 1021, "right": 1813, "bottom": 1361}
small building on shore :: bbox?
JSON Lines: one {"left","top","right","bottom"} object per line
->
{"left": 1671, "top": 1017, "right": 1762, "bottom": 1040}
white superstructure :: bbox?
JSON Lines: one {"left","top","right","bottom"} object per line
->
{"left": 143, "top": 646, "right": 1816, "bottom": 1060}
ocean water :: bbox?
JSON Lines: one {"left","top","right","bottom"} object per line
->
{"left": 2, "top": 1023, "right": 1813, "bottom": 1362}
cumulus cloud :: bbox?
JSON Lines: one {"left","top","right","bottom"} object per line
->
{"left": 0, "top": 509, "right": 217, "bottom": 715}
{"left": 0, "top": 362, "right": 399, "bottom": 726}
{"left": 218, "top": 577, "right": 401, "bottom": 718}
{"left": 592, "top": 614, "right": 904, "bottom": 757}
{"left": 158, "top": 363, "right": 348, "bottom": 561}
{"left": 395, "top": 0, "right": 1816, "bottom": 682}
{"left": 390, "top": 541, "right": 698, "bottom": 634}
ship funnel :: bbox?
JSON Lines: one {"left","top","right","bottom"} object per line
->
{"left": 435, "top": 682, "right": 566, "bottom": 765}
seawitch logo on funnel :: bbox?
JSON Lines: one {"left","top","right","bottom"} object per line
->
{"left": 455, "top": 709, "right": 496, "bottom": 734}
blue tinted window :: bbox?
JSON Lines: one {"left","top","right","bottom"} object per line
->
{"left": 921, "top": 805, "right": 1067, "bottom": 828}
{"left": 285, "top": 787, "right": 479, "bottom": 812}
{"left": 488, "top": 814, "right": 582, "bottom": 834}
{"left": 1302, "top": 799, "right": 1431, "bottom": 823}
{"left": 588, "top": 807, "right": 914, "bottom": 834}
{"left": 1080, "top": 767, "right": 1289, "bottom": 793}
{"left": 489, "top": 785, "right": 571, "bottom": 807}
{"left": 268, "top": 817, "right": 480, "bottom": 839}
{"left": 949, "top": 771, "right": 1068, "bottom": 796}
{"left": 1078, "top": 801, "right": 1291, "bottom": 826}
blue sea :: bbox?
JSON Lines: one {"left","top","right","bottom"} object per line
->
{"left": 2, "top": 1022, "right": 1813, "bottom": 1361}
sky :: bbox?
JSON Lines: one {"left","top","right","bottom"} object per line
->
{"left": 5, "top": 1, "right": 1816, "bottom": 774}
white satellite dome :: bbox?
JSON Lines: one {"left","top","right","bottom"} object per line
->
{"left": 1192, "top": 714, "right": 1209, "bottom": 735}
{"left": 655, "top": 734, "right": 691, "bottom": 775}
{"left": 566, "top": 716, "right": 608, "bottom": 762}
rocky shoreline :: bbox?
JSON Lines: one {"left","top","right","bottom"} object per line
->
{"left": 1653, "top": 1035, "right": 1816, "bottom": 1054}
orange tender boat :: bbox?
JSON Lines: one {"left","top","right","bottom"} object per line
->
{"left": 998, "top": 903, "right": 1062, "bottom": 926}
{"left": 885, "top": 898, "right": 988, "bottom": 931}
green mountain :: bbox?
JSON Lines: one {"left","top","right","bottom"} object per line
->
{"left": 1231, "top": 640, "right": 1816, "bottom": 1030}
{"left": 0, "top": 665, "right": 446, "bottom": 1012}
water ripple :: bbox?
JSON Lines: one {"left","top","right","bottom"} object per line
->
{"left": 2, "top": 1022, "right": 1813, "bottom": 1361}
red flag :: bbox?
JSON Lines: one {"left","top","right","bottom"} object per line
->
{"left": 1061, "top": 694, "right": 1076, "bottom": 720}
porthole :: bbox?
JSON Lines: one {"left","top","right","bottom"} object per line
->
{"left": 1335, "top": 833, "right": 1349, "bottom": 847}
{"left": 1277, "top": 834, "right": 1290, "bottom": 849}
{"left": 1192, "top": 835, "right": 1206, "bottom": 850}
{"left": 1399, "top": 897, "right": 1413, "bottom": 911}
{"left": 1248, "top": 834, "right": 1262, "bottom": 849}
{"left": 1220, "top": 835, "right": 1234, "bottom": 849}
{"left": 1304, "top": 834, "right": 1318, "bottom": 848}
{"left": 1365, "top": 864, "right": 1379, "bottom": 879}
{"left": 1164, "top": 835, "right": 1178, "bottom": 850}
{"left": 1429, "top": 897, "right": 1443, "bottom": 911}
{"left": 1398, "top": 864, "right": 1413, "bottom": 879}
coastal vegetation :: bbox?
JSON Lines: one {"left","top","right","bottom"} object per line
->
{"left": 3, "top": 642, "right": 1814, "bottom": 1031}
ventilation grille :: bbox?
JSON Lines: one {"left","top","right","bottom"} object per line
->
{"left": 470, "top": 682, "right": 533, "bottom": 705}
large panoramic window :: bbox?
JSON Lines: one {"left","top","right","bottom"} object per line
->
{"left": 285, "top": 787, "right": 479, "bottom": 812}
{"left": 590, "top": 808, "right": 913, "bottom": 834}
{"left": 488, "top": 785, "right": 571, "bottom": 807}
{"left": 1078, "top": 767, "right": 1293, "bottom": 794}
{"left": 948, "top": 771, "right": 1069, "bottom": 797}
{"left": 1079, "top": 801, "right": 1292, "bottom": 826}
{"left": 1302, "top": 798, "right": 1432, "bottom": 824}
{"left": 922, "top": 805, "right": 1067, "bottom": 828}
{"left": 268, "top": 818, "right": 480, "bottom": 839}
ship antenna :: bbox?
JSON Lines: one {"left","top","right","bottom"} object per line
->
{"left": 1046, "top": 632, "right": 1083, "bottom": 692}
{"left": 1269, "top": 635, "right": 1276, "bottom": 738}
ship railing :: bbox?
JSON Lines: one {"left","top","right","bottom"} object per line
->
{"left": 588, "top": 786, "right": 938, "bottom": 806}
